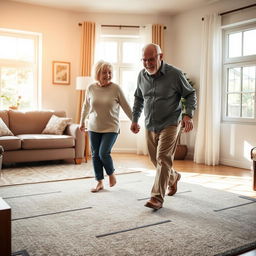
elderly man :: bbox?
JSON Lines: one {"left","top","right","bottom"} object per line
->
{"left": 131, "top": 43, "right": 197, "bottom": 210}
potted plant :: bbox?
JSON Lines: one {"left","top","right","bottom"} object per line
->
{"left": 174, "top": 74, "right": 195, "bottom": 160}
{"left": 0, "top": 94, "right": 22, "bottom": 110}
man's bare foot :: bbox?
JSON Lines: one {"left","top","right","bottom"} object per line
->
{"left": 91, "top": 181, "right": 104, "bottom": 193}
{"left": 109, "top": 173, "right": 116, "bottom": 187}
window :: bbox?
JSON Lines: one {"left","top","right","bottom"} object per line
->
{"left": 222, "top": 23, "right": 256, "bottom": 122}
{"left": 95, "top": 32, "right": 143, "bottom": 119}
{"left": 0, "top": 29, "right": 41, "bottom": 110}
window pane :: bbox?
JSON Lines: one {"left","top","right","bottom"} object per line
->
{"left": 243, "top": 66, "right": 255, "bottom": 92}
{"left": 227, "top": 93, "right": 241, "bottom": 117}
{"left": 228, "top": 32, "right": 242, "bottom": 58}
{"left": 97, "top": 41, "right": 117, "bottom": 63}
{"left": 0, "top": 67, "right": 34, "bottom": 109}
{"left": 17, "top": 38, "right": 34, "bottom": 61}
{"left": 0, "top": 36, "right": 16, "bottom": 59}
{"left": 120, "top": 69, "right": 137, "bottom": 104}
{"left": 0, "top": 36, "right": 34, "bottom": 61}
{"left": 119, "top": 69, "right": 137, "bottom": 119}
{"left": 242, "top": 93, "right": 254, "bottom": 118}
{"left": 228, "top": 68, "right": 241, "bottom": 92}
{"left": 244, "top": 29, "right": 256, "bottom": 56}
{"left": 122, "top": 42, "right": 141, "bottom": 64}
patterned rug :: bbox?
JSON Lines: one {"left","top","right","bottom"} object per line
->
{"left": 0, "top": 160, "right": 139, "bottom": 186}
{"left": 1, "top": 172, "right": 255, "bottom": 256}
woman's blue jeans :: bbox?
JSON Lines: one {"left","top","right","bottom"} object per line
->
{"left": 89, "top": 131, "right": 118, "bottom": 181}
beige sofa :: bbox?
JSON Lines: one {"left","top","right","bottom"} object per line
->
{"left": 0, "top": 110, "right": 85, "bottom": 165}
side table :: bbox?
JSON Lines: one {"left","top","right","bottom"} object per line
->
{"left": 0, "top": 197, "right": 11, "bottom": 256}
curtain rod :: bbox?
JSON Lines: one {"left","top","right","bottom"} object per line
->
{"left": 202, "top": 3, "right": 256, "bottom": 21}
{"left": 219, "top": 3, "right": 256, "bottom": 16}
{"left": 78, "top": 23, "right": 167, "bottom": 29}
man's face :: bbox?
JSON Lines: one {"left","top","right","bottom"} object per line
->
{"left": 142, "top": 48, "right": 163, "bottom": 75}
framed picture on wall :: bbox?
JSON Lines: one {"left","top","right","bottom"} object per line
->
{"left": 52, "top": 61, "right": 70, "bottom": 85}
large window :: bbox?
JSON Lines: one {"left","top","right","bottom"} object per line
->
{"left": 0, "top": 29, "right": 41, "bottom": 110}
{"left": 95, "top": 33, "right": 143, "bottom": 119}
{"left": 222, "top": 23, "right": 256, "bottom": 122}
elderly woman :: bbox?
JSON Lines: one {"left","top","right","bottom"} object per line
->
{"left": 79, "top": 60, "right": 133, "bottom": 192}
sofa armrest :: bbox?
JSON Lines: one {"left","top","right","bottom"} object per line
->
{"left": 65, "top": 124, "right": 85, "bottom": 159}
{"left": 251, "top": 147, "right": 256, "bottom": 161}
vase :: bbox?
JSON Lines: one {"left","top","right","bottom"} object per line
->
{"left": 174, "top": 144, "right": 188, "bottom": 160}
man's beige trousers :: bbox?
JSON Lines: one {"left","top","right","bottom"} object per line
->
{"left": 146, "top": 123, "right": 182, "bottom": 203}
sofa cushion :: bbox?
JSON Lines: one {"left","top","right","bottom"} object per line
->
{"left": 9, "top": 110, "right": 66, "bottom": 135}
{"left": 0, "top": 118, "right": 14, "bottom": 136}
{"left": 18, "top": 134, "right": 75, "bottom": 149}
{"left": 0, "top": 136, "right": 21, "bottom": 150}
{"left": 0, "top": 110, "right": 9, "bottom": 127}
{"left": 42, "top": 115, "right": 71, "bottom": 135}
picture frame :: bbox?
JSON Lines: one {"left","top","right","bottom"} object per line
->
{"left": 52, "top": 61, "right": 70, "bottom": 85}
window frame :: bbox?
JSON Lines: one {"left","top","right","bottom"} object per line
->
{"left": 95, "top": 34, "right": 142, "bottom": 120}
{"left": 0, "top": 28, "right": 41, "bottom": 110}
{"left": 222, "top": 22, "right": 256, "bottom": 123}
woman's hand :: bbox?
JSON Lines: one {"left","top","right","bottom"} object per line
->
{"left": 130, "top": 122, "right": 140, "bottom": 134}
{"left": 79, "top": 124, "right": 86, "bottom": 132}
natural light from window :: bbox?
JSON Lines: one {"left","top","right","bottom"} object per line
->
{"left": 0, "top": 30, "right": 41, "bottom": 110}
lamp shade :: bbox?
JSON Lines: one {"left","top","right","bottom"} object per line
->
{"left": 76, "top": 76, "right": 93, "bottom": 90}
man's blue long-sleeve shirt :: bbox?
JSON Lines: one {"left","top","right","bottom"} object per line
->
{"left": 132, "top": 61, "right": 197, "bottom": 132}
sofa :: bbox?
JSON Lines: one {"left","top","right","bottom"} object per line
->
{"left": 251, "top": 147, "right": 256, "bottom": 191}
{"left": 0, "top": 109, "right": 86, "bottom": 165}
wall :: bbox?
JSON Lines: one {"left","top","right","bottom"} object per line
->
{"left": 1, "top": 0, "right": 255, "bottom": 168}
{"left": 170, "top": 0, "right": 256, "bottom": 169}
{"left": 0, "top": 0, "right": 172, "bottom": 153}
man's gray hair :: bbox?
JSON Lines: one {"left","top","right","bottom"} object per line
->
{"left": 142, "top": 43, "right": 162, "bottom": 54}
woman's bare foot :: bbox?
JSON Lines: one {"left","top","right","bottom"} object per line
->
{"left": 109, "top": 173, "right": 116, "bottom": 187}
{"left": 91, "top": 181, "right": 104, "bottom": 193}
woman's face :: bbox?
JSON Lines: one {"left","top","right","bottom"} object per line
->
{"left": 99, "top": 66, "right": 112, "bottom": 86}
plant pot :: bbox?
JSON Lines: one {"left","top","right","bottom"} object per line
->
{"left": 174, "top": 144, "right": 188, "bottom": 160}
{"left": 9, "top": 106, "right": 18, "bottom": 110}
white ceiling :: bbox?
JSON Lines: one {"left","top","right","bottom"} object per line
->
{"left": 9, "top": 0, "right": 219, "bottom": 15}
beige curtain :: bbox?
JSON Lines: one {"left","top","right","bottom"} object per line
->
{"left": 152, "top": 24, "right": 164, "bottom": 51}
{"left": 76, "top": 21, "right": 96, "bottom": 123}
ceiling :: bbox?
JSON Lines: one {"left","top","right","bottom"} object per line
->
{"left": 9, "top": 0, "right": 219, "bottom": 15}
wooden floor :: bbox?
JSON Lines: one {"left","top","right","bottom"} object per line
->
{"left": 112, "top": 153, "right": 256, "bottom": 198}
{"left": 112, "top": 153, "right": 256, "bottom": 256}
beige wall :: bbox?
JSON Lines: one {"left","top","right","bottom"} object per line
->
{"left": 170, "top": 0, "right": 256, "bottom": 168}
{"left": 1, "top": 0, "right": 256, "bottom": 168}
{"left": 0, "top": 0, "right": 172, "bottom": 153}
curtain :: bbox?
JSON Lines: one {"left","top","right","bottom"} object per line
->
{"left": 76, "top": 21, "right": 96, "bottom": 123}
{"left": 194, "top": 14, "right": 222, "bottom": 166}
{"left": 152, "top": 24, "right": 164, "bottom": 51}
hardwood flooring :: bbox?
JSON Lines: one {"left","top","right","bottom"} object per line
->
{"left": 112, "top": 153, "right": 256, "bottom": 198}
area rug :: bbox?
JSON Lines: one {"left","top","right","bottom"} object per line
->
{"left": 0, "top": 160, "right": 139, "bottom": 187}
{"left": 1, "top": 171, "right": 256, "bottom": 256}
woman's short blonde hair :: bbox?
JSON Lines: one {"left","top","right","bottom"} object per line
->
{"left": 94, "top": 60, "right": 113, "bottom": 82}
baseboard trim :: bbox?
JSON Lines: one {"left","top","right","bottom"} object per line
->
{"left": 220, "top": 158, "right": 251, "bottom": 170}
{"left": 112, "top": 148, "right": 137, "bottom": 153}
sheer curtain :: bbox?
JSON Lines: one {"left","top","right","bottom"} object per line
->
{"left": 133, "top": 25, "right": 153, "bottom": 155}
{"left": 194, "top": 14, "right": 222, "bottom": 165}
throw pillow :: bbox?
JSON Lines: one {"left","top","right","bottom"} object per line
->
{"left": 0, "top": 117, "right": 14, "bottom": 136}
{"left": 42, "top": 115, "right": 71, "bottom": 135}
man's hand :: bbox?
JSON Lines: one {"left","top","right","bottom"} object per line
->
{"left": 130, "top": 122, "right": 140, "bottom": 134}
{"left": 182, "top": 115, "right": 193, "bottom": 133}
